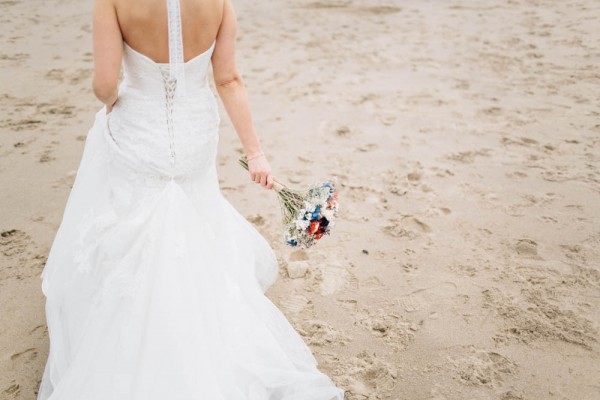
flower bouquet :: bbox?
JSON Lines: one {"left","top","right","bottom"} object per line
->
{"left": 239, "top": 156, "right": 339, "bottom": 248}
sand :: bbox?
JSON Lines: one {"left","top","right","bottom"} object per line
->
{"left": 1, "top": 0, "right": 599, "bottom": 399}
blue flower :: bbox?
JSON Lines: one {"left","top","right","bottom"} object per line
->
{"left": 311, "top": 205, "right": 321, "bottom": 220}
{"left": 287, "top": 239, "right": 298, "bottom": 247}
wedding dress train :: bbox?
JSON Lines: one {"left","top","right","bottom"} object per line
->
{"left": 36, "top": 1, "right": 344, "bottom": 398}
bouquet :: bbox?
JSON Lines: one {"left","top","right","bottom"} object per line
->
{"left": 239, "top": 156, "right": 339, "bottom": 248}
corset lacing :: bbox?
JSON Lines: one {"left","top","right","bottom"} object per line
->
{"left": 159, "top": 67, "right": 178, "bottom": 166}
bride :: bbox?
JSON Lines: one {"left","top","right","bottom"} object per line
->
{"left": 36, "top": 0, "right": 345, "bottom": 398}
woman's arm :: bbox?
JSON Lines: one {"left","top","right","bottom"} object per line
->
{"left": 211, "top": 0, "right": 273, "bottom": 189}
{"left": 92, "top": 0, "right": 122, "bottom": 113}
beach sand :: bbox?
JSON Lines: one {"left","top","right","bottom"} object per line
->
{"left": 1, "top": 0, "right": 599, "bottom": 398}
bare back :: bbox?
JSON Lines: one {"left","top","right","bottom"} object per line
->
{"left": 114, "top": 0, "right": 224, "bottom": 63}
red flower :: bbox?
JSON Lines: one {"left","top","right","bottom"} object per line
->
{"left": 326, "top": 192, "right": 338, "bottom": 209}
{"left": 315, "top": 232, "right": 324, "bottom": 240}
{"left": 308, "top": 221, "right": 320, "bottom": 234}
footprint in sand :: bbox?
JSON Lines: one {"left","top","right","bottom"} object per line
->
{"left": 2, "top": 383, "right": 20, "bottom": 398}
{"left": 38, "top": 103, "right": 76, "bottom": 118}
{"left": 356, "top": 308, "right": 416, "bottom": 351}
{"left": 501, "top": 136, "right": 539, "bottom": 147}
{"left": 68, "top": 68, "right": 93, "bottom": 85}
{"left": 288, "top": 249, "right": 309, "bottom": 262}
{"left": 514, "top": 238, "right": 539, "bottom": 257}
{"left": 356, "top": 143, "right": 378, "bottom": 153}
{"left": 361, "top": 5, "right": 401, "bottom": 15}
{"left": 298, "top": 319, "right": 351, "bottom": 347}
{"left": 404, "top": 216, "right": 432, "bottom": 233}
{"left": 10, "top": 347, "right": 38, "bottom": 364}
{"left": 11, "top": 137, "right": 35, "bottom": 151}
{"left": 395, "top": 282, "right": 458, "bottom": 314}
{"left": 383, "top": 216, "right": 431, "bottom": 239}
{"left": 284, "top": 260, "right": 310, "bottom": 279}
{"left": 362, "top": 275, "right": 384, "bottom": 290}
{"left": 312, "top": 262, "right": 358, "bottom": 296}
{"left": 478, "top": 106, "right": 502, "bottom": 116}
{"left": 407, "top": 171, "right": 421, "bottom": 182}
{"left": 0, "top": 229, "right": 46, "bottom": 281}
{"left": 334, "top": 125, "right": 351, "bottom": 137}
{"left": 505, "top": 171, "right": 528, "bottom": 179}
{"left": 51, "top": 170, "right": 80, "bottom": 189}
{"left": 279, "top": 293, "right": 313, "bottom": 315}
{"left": 378, "top": 112, "right": 396, "bottom": 126}
{"left": 445, "top": 148, "right": 492, "bottom": 164}
{"left": 430, "top": 167, "right": 455, "bottom": 178}
{"left": 1, "top": 119, "right": 45, "bottom": 132}
{"left": 45, "top": 68, "right": 65, "bottom": 82}
{"left": 538, "top": 215, "right": 558, "bottom": 223}
{"left": 447, "top": 347, "right": 518, "bottom": 388}
{"left": 245, "top": 213, "right": 265, "bottom": 226}
{"left": 39, "top": 149, "right": 56, "bottom": 163}
{"left": 334, "top": 350, "right": 398, "bottom": 399}
{"left": 482, "top": 288, "right": 598, "bottom": 350}
{"left": 448, "top": 262, "right": 478, "bottom": 277}
{"left": 0, "top": 52, "right": 29, "bottom": 61}
{"left": 438, "top": 207, "right": 451, "bottom": 215}
{"left": 335, "top": 298, "right": 358, "bottom": 311}
{"left": 1, "top": 229, "right": 28, "bottom": 257}
{"left": 500, "top": 391, "right": 526, "bottom": 400}
{"left": 303, "top": 1, "right": 350, "bottom": 11}
{"left": 29, "top": 324, "right": 47, "bottom": 336}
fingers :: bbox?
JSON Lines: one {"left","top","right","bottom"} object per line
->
{"left": 259, "top": 173, "right": 267, "bottom": 187}
{"left": 250, "top": 171, "right": 269, "bottom": 188}
{"left": 251, "top": 171, "right": 267, "bottom": 187}
{"left": 252, "top": 172, "right": 260, "bottom": 184}
{"left": 247, "top": 156, "right": 272, "bottom": 189}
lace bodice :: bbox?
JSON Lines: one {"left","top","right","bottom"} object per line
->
{"left": 119, "top": 41, "right": 215, "bottom": 100}
{"left": 104, "top": 0, "right": 220, "bottom": 185}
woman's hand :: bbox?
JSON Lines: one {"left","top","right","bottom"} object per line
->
{"left": 247, "top": 153, "right": 274, "bottom": 189}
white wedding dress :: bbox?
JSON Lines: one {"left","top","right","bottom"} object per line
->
{"left": 37, "top": 1, "right": 344, "bottom": 398}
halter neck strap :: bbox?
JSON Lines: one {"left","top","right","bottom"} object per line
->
{"left": 166, "top": 0, "right": 185, "bottom": 97}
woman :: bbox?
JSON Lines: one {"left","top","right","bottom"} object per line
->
{"left": 36, "top": 0, "right": 345, "bottom": 398}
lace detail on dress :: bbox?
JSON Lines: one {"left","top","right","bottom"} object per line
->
{"left": 166, "top": 0, "right": 185, "bottom": 97}
{"left": 160, "top": 66, "right": 177, "bottom": 166}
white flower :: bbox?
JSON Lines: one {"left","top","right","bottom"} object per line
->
{"left": 321, "top": 208, "right": 335, "bottom": 221}
{"left": 284, "top": 230, "right": 297, "bottom": 241}
{"left": 295, "top": 219, "right": 310, "bottom": 230}
{"left": 303, "top": 201, "right": 316, "bottom": 213}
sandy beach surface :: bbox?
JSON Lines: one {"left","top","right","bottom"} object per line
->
{"left": 1, "top": 0, "right": 599, "bottom": 399}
